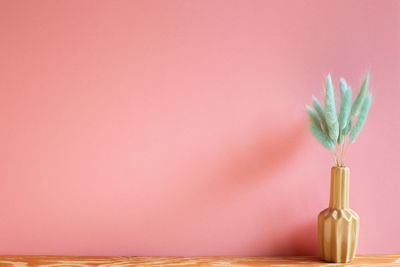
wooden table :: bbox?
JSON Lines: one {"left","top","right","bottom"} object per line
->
{"left": 0, "top": 255, "right": 399, "bottom": 266}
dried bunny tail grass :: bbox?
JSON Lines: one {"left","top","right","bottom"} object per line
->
{"left": 351, "top": 73, "right": 370, "bottom": 116}
{"left": 338, "top": 86, "right": 352, "bottom": 130}
{"left": 307, "top": 73, "right": 373, "bottom": 166}
{"left": 350, "top": 93, "right": 372, "bottom": 142}
{"left": 306, "top": 105, "right": 322, "bottom": 130}
{"left": 337, "top": 127, "right": 345, "bottom": 144}
{"left": 324, "top": 74, "right": 339, "bottom": 142}
{"left": 340, "top": 78, "right": 347, "bottom": 97}
{"left": 309, "top": 124, "right": 335, "bottom": 150}
{"left": 313, "top": 96, "right": 329, "bottom": 133}
{"left": 344, "top": 118, "right": 352, "bottom": 135}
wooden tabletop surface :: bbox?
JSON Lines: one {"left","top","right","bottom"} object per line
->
{"left": 0, "top": 255, "right": 399, "bottom": 266}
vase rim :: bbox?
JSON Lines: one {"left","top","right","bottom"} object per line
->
{"left": 332, "top": 166, "right": 350, "bottom": 169}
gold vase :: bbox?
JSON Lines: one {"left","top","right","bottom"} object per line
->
{"left": 318, "top": 167, "right": 360, "bottom": 263}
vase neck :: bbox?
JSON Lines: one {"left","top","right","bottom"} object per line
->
{"left": 329, "top": 167, "right": 350, "bottom": 209}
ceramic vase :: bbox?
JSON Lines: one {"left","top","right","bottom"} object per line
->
{"left": 318, "top": 166, "right": 360, "bottom": 263}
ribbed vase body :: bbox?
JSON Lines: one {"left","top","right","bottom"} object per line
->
{"left": 318, "top": 167, "right": 360, "bottom": 263}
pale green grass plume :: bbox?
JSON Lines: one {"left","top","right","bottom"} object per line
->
{"left": 350, "top": 93, "right": 372, "bottom": 142}
{"left": 351, "top": 73, "right": 369, "bottom": 116}
{"left": 337, "top": 128, "right": 345, "bottom": 144}
{"left": 306, "top": 105, "right": 322, "bottom": 130}
{"left": 324, "top": 74, "right": 339, "bottom": 142}
{"left": 307, "top": 73, "right": 372, "bottom": 166}
{"left": 344, "top": 118, "right": 352, "bottom": 135}
{"left": 313, "top": 96, "right": 329, "bottom": 133}
{"left": 338, "top": 85, "right": 352, "bottom": 130}
{"left": 340, "top": 78, "right": 347, "bottom": 97}
{"left": 309, "top": 124, "right": 335, "bottom": 150}
{"left": 338, "top": 118, "right": 353, "bottom": 145}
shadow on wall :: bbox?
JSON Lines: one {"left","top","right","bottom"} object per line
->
{"left": 161, "top": 120, "right": 309, "bottom": 231}
{"left": 184, "top": 121, "right": 308, "bottom": 207}
{"left": 289, "top": 220, "right": 319, "bottom": 255}
{"left": 217, "top": 121, "right": 307, "bottom": 185}
{"left": 132, "top": 119, "right": 317, "bottom": 256}
{"left": 265, "top": 220, "right": 319, "bottom": 256}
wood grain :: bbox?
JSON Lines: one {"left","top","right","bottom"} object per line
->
{"left": 0, "top": 255, "right": 399, "bottom": 267}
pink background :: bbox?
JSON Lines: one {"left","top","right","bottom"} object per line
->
{"left": 0, "top": 0, "right": 399, "bottom": 256}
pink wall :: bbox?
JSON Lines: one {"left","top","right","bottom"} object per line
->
{"left": 0, "top": 0, "right": 399, "bottom": 256}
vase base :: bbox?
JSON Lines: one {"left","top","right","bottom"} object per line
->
{"left": 318, "top": 207, "right": 360, "bottom": 263}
